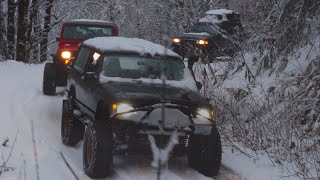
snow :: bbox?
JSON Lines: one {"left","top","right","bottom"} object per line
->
{"left": 0, "top": 60, "right": 292, "bottom": 180}
{"left": 205, "top": 9, "right": 236, "bottom": 15}
{"left": 69, "top": 19, "right": 113, "bottom": 24}
{"left": 222, "top": 145, "right": 299, "bottom": 180}
{"left": 184, "top": 32, "right": 210, "bottom": 36}
{"left": 199, "top": 9, "right": 238, "bottom": 23}
{"left": 84, "top": 37, "right": 181, "bottom": 58}
{"left": 199, "top": 16, "right": 224, "bottom": 23}
{"left": 100, "top": 68, "right": 198, "bottom": 91}
{"left": 148, "top": 131, "right": 178, "bottom": 168}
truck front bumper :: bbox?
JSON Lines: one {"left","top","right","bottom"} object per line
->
{"left": 110, "top": 103, "right": 214, "bottom": 136}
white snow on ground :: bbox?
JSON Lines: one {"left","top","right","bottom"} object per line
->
{"left": 222, "top": 146, "right": 299, "bottom": 180}
{"left": 0, "top": 60, "right": 287, "bottom": 180}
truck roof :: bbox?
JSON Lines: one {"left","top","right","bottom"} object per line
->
{"left": 64, "top": 19, "right": 117, "bottom": 26}
{"left": 205, "top": 9, "right": 238, "bottom": 15}
{"left": 83, "top": 37, "right": 181, "bottom": 58}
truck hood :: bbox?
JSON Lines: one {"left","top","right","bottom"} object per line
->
{"left": 101, "top": 81, "right": 210, "bottom": 109}
{"left": 58, "top": 40, "right": 82, "bottom": 50}
{"left": 180, "top": 32, "right": 212, "bottom": 40}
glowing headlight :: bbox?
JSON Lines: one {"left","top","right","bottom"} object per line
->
{"left": 64, "top": 59, "right": 70, "bottom": 65}
{"left": 113, "top": 103, "right": 134, "bottom": 114}
{"left": 172, "top": 38, "right": 181, "bottom": 43}
{"left": 197, "top": 109, "right": 211, "bottom": 119}
{"left": 61, "top": 51, "right": 72, "bottom": 59}
{"left": 196, "top": 40, "right": 209, "bottom": 45}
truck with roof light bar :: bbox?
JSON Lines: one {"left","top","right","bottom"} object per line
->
{"left": 60, "top": 37, "right": 222, "bottom": 178}
{"left": 171, "top": 9, "right": 242, "bottom": 71}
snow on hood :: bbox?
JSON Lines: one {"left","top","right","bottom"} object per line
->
{"left": 199, "top": 16, "right": 225, "bottom": 23}
{"left": 99, "top": 69, "right": 198, "bottom": 91}
{"left": 84, "top": 37, "right": 181, "bottom": 58}
{"left": 184, "top": 32, "right": 210, "bottom": 36}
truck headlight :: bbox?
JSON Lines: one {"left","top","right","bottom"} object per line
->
{"left": 61, "top": 51, "right": 72, "bottom": 59}
{"left": 197, "top": 109, "right": 214, "bottom": 119}
{"left": 196, "top": 40, "right": 209, "bottom": 45}
{"left": 172, "top": 38, "right": 181, "bottom": 43}
{"left": 112, "top": 103, "right": 134, "bottom": 114}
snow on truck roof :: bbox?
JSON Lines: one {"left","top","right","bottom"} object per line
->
{"left": 83, "top": 37, "right": 181, "bottom": 58}
{"left": 200, "top": 9, "right": 239, "bottom": 23}
{"left": 68, "top": 19, "right": 113, "bottom": 24}
{"left": 205, "top": 9, "right": 238, "bottom": 15}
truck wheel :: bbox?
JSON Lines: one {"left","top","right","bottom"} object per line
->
{"left": 43, "top": 62, "right": 56, "bottom": 95}
{"left": 61, "top": 99, "right": 84, "bottom": 146}
{"left": 187, "top": 126, "right": 222, "bottom": 177}
{"left": 55, "top": 62, "right": 67, "bottom": 86}
{"left": 83, "top": 121, "right": 113, "bottom": 178}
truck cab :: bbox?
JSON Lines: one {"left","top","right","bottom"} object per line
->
{"left": 171, "top": 9, "right": 242, "bottom": 72}
{"left": 43, "top": 19, "right": 119, "bottom": 95}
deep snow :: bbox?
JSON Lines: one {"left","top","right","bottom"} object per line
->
{"left": 0, "top": 60, "right": 287, "bottom": 180}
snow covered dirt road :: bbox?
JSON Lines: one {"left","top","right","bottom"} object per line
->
{"left": 0, "top": 61, "right": 246, "bottom": 180}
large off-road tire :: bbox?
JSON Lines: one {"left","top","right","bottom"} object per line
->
{"left": 83, "top": 121, "right": 113, "bottom": 178}
{"left": 43, "top": 62, "right": 56, "bottom": 95}
{"left": 61, "top": 99, "right": 84, "bottom": 146}
{"left": 187, "top": 126, "right": 222, "bottom": 177}
{"left": 55, "top": 61, "right": 67, "bottom": 86}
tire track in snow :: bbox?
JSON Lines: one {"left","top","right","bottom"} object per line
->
{"left": 5, "top": 63, "right": 246, "bottom": 180}
{"left": 216, "top": 166, "right": 245, "bottom": 180}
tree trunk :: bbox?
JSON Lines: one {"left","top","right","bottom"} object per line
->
{"left": 0, "top": 0, "right": 7, "bottom": 58}
{"left": 16, "top": 0, "right": 30, "bottom": 62}
{"left": 28, "top": 0, "right": 40, "bottom": 62}
{"left": 40, "top": 0, "right": 53, "bottom": 62}
{"left": 7, "top": 0, "right": 16, "bottom": 59}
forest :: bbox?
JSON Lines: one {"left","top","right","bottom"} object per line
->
{"left": 0, "top": 0, "right": 319, "bottom": 179}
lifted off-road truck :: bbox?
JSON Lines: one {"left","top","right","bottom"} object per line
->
{"left": 42, "top": 19, "right": 118, "bottom": 95}
{"left": 61, "top": 37, "right": 222, "bottom": 178}
{"left": 171, "top": 9, "right": 242, "bottom": 71}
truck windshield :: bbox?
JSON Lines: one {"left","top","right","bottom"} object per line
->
{"left": 191, "top": 22, "right": 220, "bottom": 35}
{"left": 101, "top": 56, "right": 184, "bottom": 81}
{"left": 62, "top": 25, "right": 113, "bottom": 40}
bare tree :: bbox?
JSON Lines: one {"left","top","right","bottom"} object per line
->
{"left": 27, "top": 0, "right": 40, "bottom": 61}
{"left": 16, "top": 0, "right": 30, "bottom": 62}
{"left": 0, "top": 0, "right": 7, "bottom": 58}
{"left": 7, "top": 0, "right": 16, "bottom": 59}
{"left": 40, "top": 0, "right": 53, "bottom": 62}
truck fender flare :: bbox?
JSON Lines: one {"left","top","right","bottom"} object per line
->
{"left": 68, "top": 85, "right": 76, "bottom": 99}
{"left": 95, "top": 100, "right": 108, "bottom": 121}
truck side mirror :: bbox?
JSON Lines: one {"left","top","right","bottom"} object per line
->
{"left": 83, "top": 72, "right": 98, "bottom": 82}
{"left": 56, "top": 37, "right": 60, "bottom": 42}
